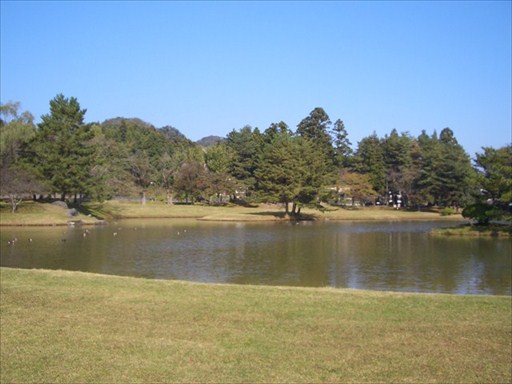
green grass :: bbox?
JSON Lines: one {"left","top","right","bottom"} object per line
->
{"left": 431, "top": 223, "right": 512, "bottom": 237}
{"left": 0, "top": 201, "right": 99, "bottom": 226}
{"left": 1, "top": 267, "right": 510, "bottom": 383}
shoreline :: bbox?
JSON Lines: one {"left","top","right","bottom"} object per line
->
{"left": 0, "top": 200, "right": 466, "bottom": 226}
{"left": 0, "top": 215, "right": 465, "bottom": 226}
{"left": 2, "top": 267, "right": 510, "bottom": 383}
{"left": 1, "top": 266, "right": 508, "bottom": 297}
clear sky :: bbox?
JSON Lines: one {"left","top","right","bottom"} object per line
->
{"left": 1, "top": 1, "right": 511, "bottom": 157}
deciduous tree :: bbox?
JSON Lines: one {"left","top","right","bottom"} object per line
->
{"left": 0, "top": 165, "right": 47, "bottom": 212}
{"left": 0, "top": 102, "right": 35, "bottom": 166}
{"left": 337, "top": 170, "right": 378, "bottom": 206}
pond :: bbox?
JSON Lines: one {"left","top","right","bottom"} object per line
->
{"left": 1, "top": 219, "right": 510, "bottom": 295}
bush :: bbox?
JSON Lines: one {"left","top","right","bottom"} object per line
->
{"left": 462, "top": 203, "right": 502, "bottom": 225}
{"left": 440, "top": 207, "right": 456, "bottom": 216}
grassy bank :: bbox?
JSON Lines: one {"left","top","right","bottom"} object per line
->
{"left": 431, "top": 223, "right": 512, "bottom": 238}
{"left": 1, "top": 268, "right": 510, "bottom": 383}
{"left": 1, "top": 200, "right": 464, "bottom": 225}
{"left": 0, "top": 201, "right": 100, "bottom": 226}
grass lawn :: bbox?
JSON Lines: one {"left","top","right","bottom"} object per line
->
{"left": 1, "top": 268, "right": 510, "bottom": 383}
{"left": 0, "top": 201, "right": 99, "bottom": 226}
{"left": 431, "top": 223, "right": 512, "bottom": 238}
{"left": 1, "top": 200, "right": 465, "bottom": 226}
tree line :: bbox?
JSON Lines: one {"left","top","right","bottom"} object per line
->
{"left": 1, "top": 94, "right": 510, "bottom": 222}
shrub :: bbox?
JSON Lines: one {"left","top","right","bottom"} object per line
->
{"left": 440, "top": 207, "right": 456, "bottom": 216}
{"left": 462, "top": 203, "right": 502, "bottom": 225}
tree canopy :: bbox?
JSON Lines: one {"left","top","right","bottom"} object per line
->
{"left": 1, "top": 96, "right": 507, "bottom": 222}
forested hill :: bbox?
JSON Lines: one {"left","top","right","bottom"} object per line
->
{"left": 196, "top": 135, "right": 225, "bottom": 147}
{"left": 101, "top": 117, "right": 193, "bottom": 148}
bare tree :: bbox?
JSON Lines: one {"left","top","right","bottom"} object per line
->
{"left": 0, "top": 165, "right": 47, "bottom": 212}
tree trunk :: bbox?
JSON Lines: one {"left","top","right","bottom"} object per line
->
{"left": 166, "top": 190, "right": 173, "bottom": 205}
{"left": 142, "top": 191, "right": 147, "bottom": 205}
{"left": 9, "top": 195, "right": 22, "bottom": 213}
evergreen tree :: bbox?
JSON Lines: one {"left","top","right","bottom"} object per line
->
{"left": 263, "top": 121, "right": 291, "bottom": 143}
{"left": 352, "top": 133, "right": 386, "bottom": 193}
{"left": 331, "top": 118, "right": 352, "bottom": 168}
{"left": 204, "top": 142, "right": 237, "bottom": 203}
{"left": 462, "top": 145, "right": 511, "bottom": 225}
{"left": 295, "top": 136, "right": 331, "bottom": 209}
{"left": 382, "top": 129, "right": 415, "bottom": 202}
{"left": 435, "top": 128, "right": 473, "bottom": 207}
{"left": 225, "top": 125, "right": 263, "bottom": 197}
{"left": 473, "top": 145, "right": 512, "bottom": 207}
{"left": 296, "top": 107, "right": 335, "bottom": 167}
{"left": 256, "top": 128, "right": 301, "bottom": 212}
{"left": 415, "top": 130, "right": 440, "bottom": 205}
{"left": 256, "top": 127, "right": 328, "bottom": 215}
{"left": 415, "top": 128, "right": 472, "bottom": 207}
{"left": 22, "top": 94, "right": 97, "bottom": 202}
{"left": 205, "top": 142, "right": 235, "bottom": 175}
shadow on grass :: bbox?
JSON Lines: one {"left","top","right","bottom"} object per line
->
{"left": 246, "top": 211, "right": 317, "bottom": 221}
{"left": 72, "top": 203, "right": 122, "bottom": 220}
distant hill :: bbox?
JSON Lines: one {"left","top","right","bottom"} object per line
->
{"left": 100, "top": 117, "right": 194, "bottom": 151}
{"left": 102, "top": 117, "right": 155, "bottom": 129}
{"left": 159, "top": 125, "right": 189, "bottom": 141}
{"left": 196, "top": 135, "right": 225, "bottom": 147}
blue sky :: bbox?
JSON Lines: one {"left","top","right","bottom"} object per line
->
{"left": 1, "top": 1, "right": 510, "bottom": 157}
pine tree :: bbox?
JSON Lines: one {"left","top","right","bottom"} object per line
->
{"left": 474, "top": 145, "right": 512, "bottom": 206}
{"left": 382, "top": 129, "right": 415, "bottom": 201}
{"left": 256, "top": 127, "right": 329, "bottom": 216}
{"left": 23, "top": 94, "right": 97, "bottom": 202}
{"left": 352, "top": 133, "right": 386, "bottom": 193}
{"left": 225, "top": 126, "right": 263, "bottom": 197}
{"left": 416, "top": 128, "right": 472, "bottom": 207}
{"left": 331, "top": 118, "right": 352, "bottom": 168}
{"left": 256, "top": 129, "right": 301, "bottom": 213}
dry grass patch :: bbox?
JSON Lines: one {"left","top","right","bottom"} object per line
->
{"left": 95, "top": 201, "right": 463, "bottom": 222}
{"left": 0, "top": 201, "right": 99, "bottom": 226}
{"left": 1, "top": 268, "right": 510, "bottom": 383}
{"left": 2, "top": 201, "right": 465, "bottom": 225}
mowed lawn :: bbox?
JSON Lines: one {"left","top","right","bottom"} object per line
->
{"left": 1, "top": 268, "right": 510, "bottom": 383}
{"left": 0, "top": 200, "right": 465, "bottom": 226}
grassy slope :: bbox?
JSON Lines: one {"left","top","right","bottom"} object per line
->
{"left": 0, "top": 201, "right": 99, "bottom": 226}
{"left": 1, "top": 268, "right": 510, "bottom": 383}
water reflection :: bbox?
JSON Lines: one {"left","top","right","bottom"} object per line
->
{"left": 1, "top": 220, "right": 510, "bottom": 295}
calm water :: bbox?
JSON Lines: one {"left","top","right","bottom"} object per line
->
{"left": 1, "top": 219, "right": 510, "bottom": 295}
